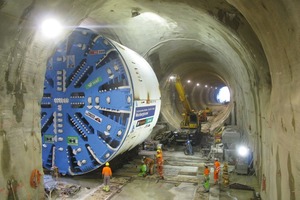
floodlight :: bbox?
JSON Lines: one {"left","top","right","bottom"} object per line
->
{"left": 41, "top": 18, "right": 62, "bottom": 38}
{"left": 237, "top": 146, "right": 249, "bottom": 157}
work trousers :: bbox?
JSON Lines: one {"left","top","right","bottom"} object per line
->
{"left": 103, "top": 175, "right": 110, "bottom": 186}
{"left": 148, "top": 162, "right": 154, "bottom": 175}
{"left": 157, "top": 165, "right": 163, "bottom": 177}
{"left": 214, "top": 170, "right": 219, "bottom": 183}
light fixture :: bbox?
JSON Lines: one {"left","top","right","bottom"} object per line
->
{"left": 237, "top": 146, "right": 249, "bottom": 157}
{"left": 41, "top": 18, "right": 62, "bottom": 38}
{"left": 169, "top": 75, "right": 175, "bottom": 80}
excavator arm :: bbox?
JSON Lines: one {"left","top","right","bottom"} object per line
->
{"left": 174, "top": 76, "right": 193, "bottom": 114}
{"left": 173, "top": 75, "right": 198, "bottom": 129}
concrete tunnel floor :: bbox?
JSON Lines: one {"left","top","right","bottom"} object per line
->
{"left": 46, "top": 147, "right": 260, "bottom": 200}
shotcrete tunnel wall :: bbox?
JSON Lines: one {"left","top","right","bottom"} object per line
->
{"left": 227, "top": 1, "right": 300, "bottom": 199}
{"left": 0, "top": 0, "right": 299, "bottom": 199}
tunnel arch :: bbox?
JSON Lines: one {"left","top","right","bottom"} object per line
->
{"left": 144, "top": 35, "right": 260, "bottom": 133}
{"left": 5, "top": 1, "right": 299, "bottom": 200}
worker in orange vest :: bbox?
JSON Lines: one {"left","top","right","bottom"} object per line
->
{"left": 203, "top": 164, "right": 210, "bottom": 192}
{"left": 102, "top": 162, "right": 112, "bottom": 192}
{"left": 203, "top": 164, "right": 210, "bottom": 179}
{"left": 157, "top": 147, "right": 163, "bottom": 159}
{"left": 143, "top": 156, "right": 155, "bottom": 175}
{"left": 156, "top": 149, "right": 164, "bottom": 179}
{"left": 214, "top": 158, "right": 221, "bottom": 184}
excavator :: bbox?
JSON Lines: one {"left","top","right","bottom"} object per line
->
{"left": 171, "top": 75, "right": 203, "bottom": 145}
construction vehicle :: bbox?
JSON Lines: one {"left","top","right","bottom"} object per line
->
{"left": 204, "top": 107, "right": 213, "bottom": 116}
{"left": 171, "top": 75, "right": 202, "bottom": 144}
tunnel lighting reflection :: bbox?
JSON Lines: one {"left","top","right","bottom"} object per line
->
{"left": 237, "top": 146, "right": 249, "bottom": 157}
{"left": 217, "top": 86, "right": 230, "bottom": 103}
{"left": 140, "top": 12, "right": 167, "bottom": 24}
{"left": 169, "top": 75, "right": 175, "bottom": 81}
{"left": 41, "top": 18, "right": 62, "bottom": 38}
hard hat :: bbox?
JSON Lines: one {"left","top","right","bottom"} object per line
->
{"left": 105, "top": 162, "right": 109, "bottom": 166}
{"left": 157, "top": 149, "right": 161, "bottom": 153}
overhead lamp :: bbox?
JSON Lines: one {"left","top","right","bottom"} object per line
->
{"left": 41, "top": 18, "right": 62, "bottom": 38}
{"left": 169, "top": 75, "right": 175, "bottom": 80}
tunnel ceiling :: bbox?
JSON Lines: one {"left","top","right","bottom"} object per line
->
{"left": 0, "top": 0, "right": 269, "bottom": 131}
{"left": 78, "top": 0, "right": 265, "bottom": 129}
{"left": 80, "top": 0, "right": 263, "bottom": 128}
{"left": 6, "top": 0, "right": 266, "bottom": 129}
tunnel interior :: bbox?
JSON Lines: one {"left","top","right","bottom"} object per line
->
{"left": 1, "top": 0, "right": 299, "bottom": 199}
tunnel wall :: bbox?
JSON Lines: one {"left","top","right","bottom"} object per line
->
{"left": 0, "top": 0, "right": 106, "bottom": 198}
{"left": 228, "top": 0, "right": 300, "bottom": 199}
{"left": 0, "top": 2, "right": 47, "bottom": 198}
{"left": 0, "top": 0, "right": 299, "bottom": 199}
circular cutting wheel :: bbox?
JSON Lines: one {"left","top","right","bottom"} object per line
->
{"left": 41, "top": 28, "right": 154, "bottom": 175}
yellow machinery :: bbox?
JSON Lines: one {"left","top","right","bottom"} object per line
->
{"left": 174, "top": 75, "right": 198, "bottom": 129}
{"left": 204, "top": 107, "right": 213, "bottom": 116}
{"left": 172, "top": 75, "right": 201, "bottom": 144}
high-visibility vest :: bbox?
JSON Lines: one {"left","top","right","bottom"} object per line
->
{"left": 204, "top": 168, "right": 210, "bottom": 176}
{"left": 214, "top": 161, "right": 220, "bottom": 173}
{"left": 102, "top": 166, "right": 112, "bottom": 176}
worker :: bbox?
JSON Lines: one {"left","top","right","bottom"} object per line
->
{"left": 184, "top": 137, "right": 193, "bottom": 155}
{"left": 203, "top": 164, "right": 210, "bottom": 179}
{"left": 214, "top": 158, "right": 221, "bottom": 184}
{"left": 138, "top": 160, "right": 147, "bottom": 177}
{"left": 156, "top": 149, "right": 164, "bottom": 179}
{"left": 222, "top": 162, "right": 229, "bottom": 186}
{"left": 202, "top": 164, "right": 210, "bottom": 192}
{"left": 203, "top": 177, "right": 210, "bottom": 192}
{"left": 143, "top": 156, "right": 155, "bottom": 175}
{"left": 102, "top": 162, "right": 112, "bottom": 192}
{"left": 157, "top": 146, "right": 163, "bottom": 159}
{"left": 51, "top": 165, "right": 59, "bottom": 181}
